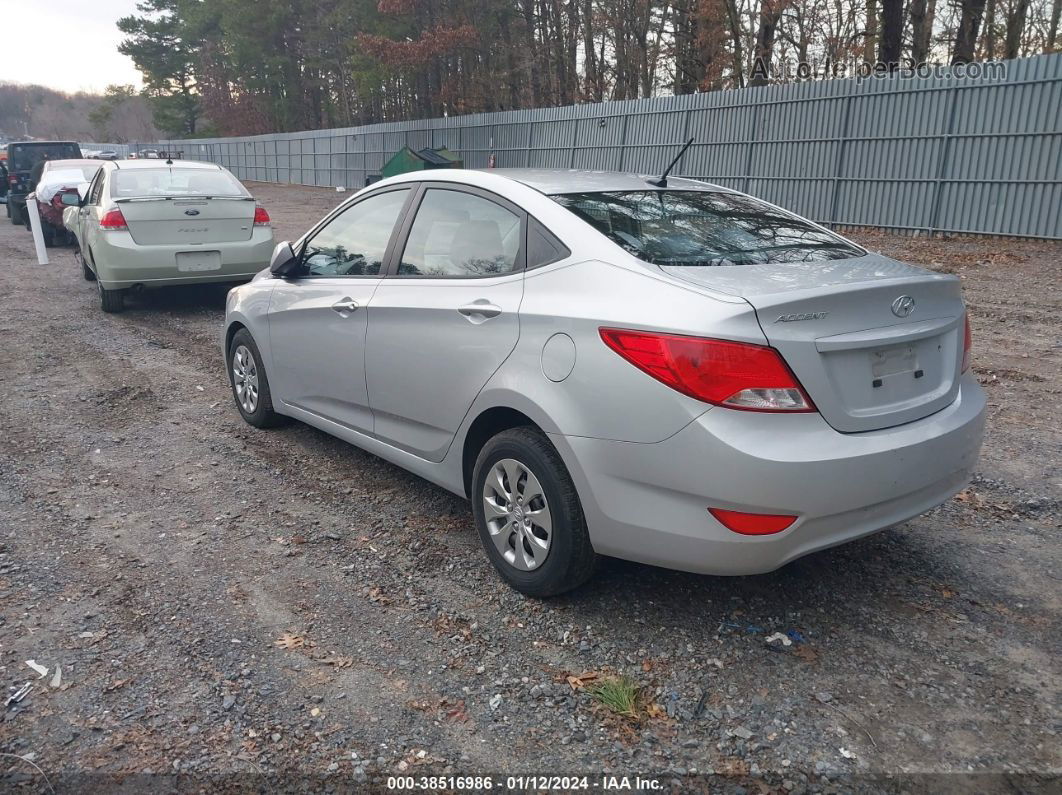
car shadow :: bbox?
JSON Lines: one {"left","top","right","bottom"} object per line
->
{"left": 279, "top": 417, "right": 952, "bottom": 637}
{"left": 121, "top": 282, "right": 241, "bottom": 315}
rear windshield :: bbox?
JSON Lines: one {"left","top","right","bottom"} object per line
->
{"left": 551, "top": 190, "right": 865, "bottom": 266}
{"left": 112, "top": 168, "right": 248, "bottom": 199}
{"left": 10, "top": 143, "right": 81, "bottom": 171}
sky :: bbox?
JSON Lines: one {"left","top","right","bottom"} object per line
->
{"left": 0, "top": 0, "right": 143, "bottom": 94}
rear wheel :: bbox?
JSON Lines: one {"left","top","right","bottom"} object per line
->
{"left": 471, "top": 427, "right": 597, "bottom": 597}
{"left": 9, "top": 202, "right": 23, "bottom": 225}
{"left": 42, "top": 224, "right": 56, "bottom": 247}
{"left": 97, "top": 278, "right": 125, "bottom": 313}
{"left": 88, "top": 249, "right": 122, "bottom": 311}
{"left": 227, "top": 328, "right": 288, "bottom": 428}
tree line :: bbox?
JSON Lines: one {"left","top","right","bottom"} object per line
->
{"left": 0, "top": 83, "right": 159, "bottom": 143}
{"left": 119, "top": 0, "right": 1062, "bottom": 138}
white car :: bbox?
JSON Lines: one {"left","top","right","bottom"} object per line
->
{"left": 63, "top": 160, "right": 275, "bottom": 312}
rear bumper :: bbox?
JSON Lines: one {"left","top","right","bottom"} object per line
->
{"left": 553, "top": 374, "right": 986, "bottom": 575}
{"left": 93, "top": 229, "right": 275, "bottom": 289}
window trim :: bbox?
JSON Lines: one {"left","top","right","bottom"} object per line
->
{"left": 87, "top": 169, "right": 106, "bottom": 206}
{"left": 525, "top": 216, "right": 571, "bottom": 271}
{"left": 293, "top": 185, "right": 417, "bottom": 280}
{"left": 383, "top": 183, "right": 528, "bottom": 280}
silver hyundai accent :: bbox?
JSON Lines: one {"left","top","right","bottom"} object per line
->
{"left": 224, "top": 169, "right": 985, "bottom": 596}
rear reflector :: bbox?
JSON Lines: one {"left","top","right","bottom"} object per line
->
{"left": 599, "top": 328, "right": 814, "bottom": 412}
{"left": 99, "top": 208, "right": 128, "bottom": 230}
{"left": 961, "top": 314, "right": 973, "bottom": 373}
{"left": 253, "top": 206, "right": 270, "bottom": 226}
{"left": 709, "top": 508, "right": 797, "bottom": 535}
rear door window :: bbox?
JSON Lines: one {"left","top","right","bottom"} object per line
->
{"left": 397, "top": 189, "right": 522, "bottom": 277}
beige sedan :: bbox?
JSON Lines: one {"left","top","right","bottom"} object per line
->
{"left": 64, "top": 159, "right": 274, "bottom": 312}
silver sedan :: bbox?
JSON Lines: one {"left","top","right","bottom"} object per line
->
{"left": 224, "top": 169, "right": 986, "bottom": 596}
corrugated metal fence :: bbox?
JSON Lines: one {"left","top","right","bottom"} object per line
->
{"left": 161, "top": 53, "right": 1062, "bottom": 240}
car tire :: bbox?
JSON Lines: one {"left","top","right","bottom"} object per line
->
{"left": 42, "top": 224, "right": 56, "bottom": 247}
{"left": 10, "top": 202, "right": 23, "bottom": 225}
{"left": 98, "top": 281, "right": 124, "bottom": 312}
{"left": 227, "top": 329, "right": 288, "bottom": 429}
{"left": 471, "top": 427, "right": 597, "bottom": 597}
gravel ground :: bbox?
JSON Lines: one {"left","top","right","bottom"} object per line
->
{"left": 0, "top": 182, "right": 1059, "bottom": 793}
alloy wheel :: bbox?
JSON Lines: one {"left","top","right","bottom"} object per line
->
{"left": 232, "top": 344, "right": 260, "bottom": 413}
{"left": 481, "top": 458, "right": 553, "bottom": 571}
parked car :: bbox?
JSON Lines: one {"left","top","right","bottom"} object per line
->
{"left": 223, "top": 169, "right": 986, "bottom": 596}
{"left": 64, "top": 159, "right": 274, "bottom": 312}
{"left": 6, "top": 140, "right": 82, "bottom": 225}
{"left": 31, "top": 159, "right": 101, "bottom": 246}
{"left": 94, "top": 151, "right": 120, "bottom": 161}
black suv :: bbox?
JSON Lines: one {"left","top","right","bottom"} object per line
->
{"left": 6, "top": 141, "right": 82, "bottom": 225}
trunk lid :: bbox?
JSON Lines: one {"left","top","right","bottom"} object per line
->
{"left": 116, "top": 197, "right": 256, "bottom": 245}
{"left": 661, "top": 254, "right": 966, "bottom": 433}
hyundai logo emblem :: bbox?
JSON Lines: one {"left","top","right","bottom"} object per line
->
{"left": 891, "top": 295, "right": 916, "bottom": 318}
{"left": 184, "top": 209, "right": 200, "bottom": 216}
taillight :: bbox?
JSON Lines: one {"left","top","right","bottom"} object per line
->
{"left": 99, "top": 208, "right": 128, "bottom": 230}
{"left": 961, "top": 314, "right": 973, "bottom": 373}
{"left": 599, "top": 328, "right": 814, "bottom": 412}
{"left": 253, "top": 206, "right": 270, "bottom": 226}
{"left": 709, "top": 507, "right": 797, "bottom": 535}
{"left": 8, "top": 175, "right": 17, "bottom": 186}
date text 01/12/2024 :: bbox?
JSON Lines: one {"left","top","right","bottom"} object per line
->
{"left": 386, "top": 775, "right": 664, "bottom": 790}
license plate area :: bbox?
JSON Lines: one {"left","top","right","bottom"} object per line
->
{"left": 176, "top": 250, "right": 221, "bottom": 272}
{"left": 871, "top": 345, "right": 918, "bottom": 379}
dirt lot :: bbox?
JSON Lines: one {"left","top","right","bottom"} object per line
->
{"left": 0, "top": 181, "right": 1059, "bottom": 792}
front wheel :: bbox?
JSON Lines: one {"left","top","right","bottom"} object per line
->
{"left": 227, "top": 328, "right": 288, "bottom": 428}
{"left": 471, "top": 427, "right": 597, "bottom": 597}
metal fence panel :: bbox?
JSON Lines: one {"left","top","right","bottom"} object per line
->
{"left": 158, "top": 52, "right": 1062, "bottom": 239}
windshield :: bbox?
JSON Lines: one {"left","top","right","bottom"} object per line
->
{"left": 112, "top": 168, "right": 248, "bottom": 198}
{"left": 551, "top": 190, "right": 865, "bottom": 266}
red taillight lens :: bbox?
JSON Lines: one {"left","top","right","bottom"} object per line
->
{"left": 709, "top": 507, "right": 797, "bottom": 535}
{"left": 599, "top": 328, "right": 814, "bottom": 412}
{"left": 99, "top": 208, "right": 128, "bottom": 230}
{"left": 961, "top": 314, "right": 972, "bottom": 373}
{"left": 253, "top": 206, "right": 270, "bottom": 226}
{"left": 8, "top": 175, "right": 17, "bottom": 186}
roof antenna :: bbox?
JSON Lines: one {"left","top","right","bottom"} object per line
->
{"left": 646, "top": 137, "right": 694, "bottom": 188}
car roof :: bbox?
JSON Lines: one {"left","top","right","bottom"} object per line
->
{"left": 9, "top": 140, "right": 78, "bottom": 147}
{"left": 44, "top": 159, "right": 100, "bottom": 168}
{"left": 482, "top": 168, "right": 730, "bottom": 194}
{"left": 110, "top": 159, "right": 222, "bottom": 171}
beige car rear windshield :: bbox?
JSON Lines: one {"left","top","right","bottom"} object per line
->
{"left": 113, "top": 168, "right": 248, "bottom": 199}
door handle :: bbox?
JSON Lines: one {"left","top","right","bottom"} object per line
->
{"left": 331, "top": 297, "right": 359, "bottom": 314}
{"left": 458, "top": 301, "right": 502, "bottom": 319}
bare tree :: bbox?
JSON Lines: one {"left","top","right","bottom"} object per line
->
{"left": 910, "top": 0, "right": 938, "bottom": 63}
{"left": 750, "top": 0, "right": 788, "bottom": 85}
{"left": 1004, "top": 0, "right": 1031, "bottom": 57}
{"left": 879, "top": 0, "right": 904, "bottom": 66}
{"left": 954, "top": 0, "right": 989, "bottom": 62}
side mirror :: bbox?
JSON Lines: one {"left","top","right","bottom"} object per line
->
{"left": 269, "top": 241, "right": 300, "bottom": 278}
{"left": 60, "top": 191, "right": 81, "bottom": 207}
